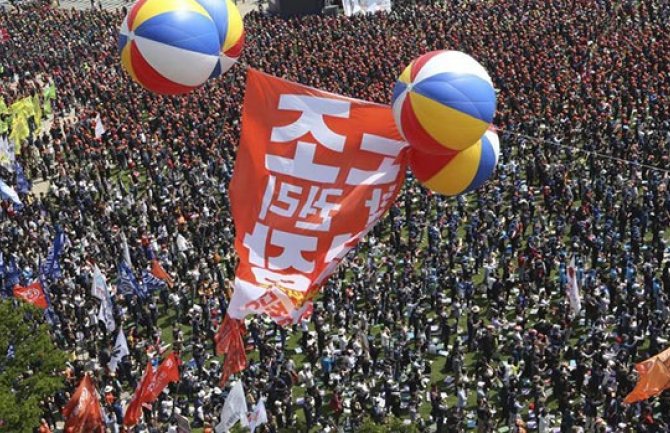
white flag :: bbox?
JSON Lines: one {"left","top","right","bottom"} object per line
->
{"left": 91, "top": 265, "right": 108, "bottom": 300}
{"left": 94, "top": 114, "right": 106, "bottom": 139}
{"left": 0, "top": 179, "right": 21, "bottom": 205}
{"left": 98, "top": 296, "right": 116, "bottom": 332}
{"left": 6, "top": 138, "right": 15, "bottom": 167}
{"left": 248, "top": 399, "right": 268, "bottom": 433}
{"left": 92, "top": 265, "right": 116, "bottom": 332}
{"left": 0, "top": 136, "right": 14, "bottom": 170}
{"left": 108, "top": 329, "right": 129, "bottom": 373}
{"left": 567, "top": 257, "right": 581, "bottom": 316}
{"left": 120, "top": 231, "right": 133, "bottom": 269}
{"left": 215, "top": 381, "right": 249, "bottom": 433}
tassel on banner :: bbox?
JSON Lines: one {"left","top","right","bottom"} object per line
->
{"left": 215, "top": 314, "right": 248, "bottom": 386}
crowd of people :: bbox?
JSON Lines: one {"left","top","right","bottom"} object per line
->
{"left": 1, "top": 0, "right": 669, "bottom": 432}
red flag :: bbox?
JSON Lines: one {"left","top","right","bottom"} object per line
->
{"left": 143, "top": 352, "right": 181, "bottom": 402}
{"left": 0, "top": 29, "right": 9, "bottom": 43}
{"left": 214, "top": 314, "right": 246, "bottom": 355}
{"left": 227, "top": 69, "right": 406, "bottom": 326}
{"left": 624, "top": 347, "right": 670, "bottom": 404}
{"left": 220, "top": 332, "right": 247, "bottom": 386}
{"left": 123, "top": 361, "right": 155, "bottom": 427}
{"left": 216, "top": 315, "right": 248, "bottom": 386}
{"left": 62, "top": 374, "right": 105, "bottom": 433}
{"left": 151, "top": 259, "right": 174, "bottom": 288}
{"left": 13, "top": 280, "right": 48, "bottom": 309}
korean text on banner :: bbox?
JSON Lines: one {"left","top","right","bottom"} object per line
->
{"left": 227, "top": 68, "right": 408, "bottom": 326}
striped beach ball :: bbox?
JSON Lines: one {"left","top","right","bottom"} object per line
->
{"left": 196, "top": 0, "right": 245, "bottom": 77}
{"left": 409, "top": 129, "right": 500, "bottom": 196}
{"left": 392, "top": 50, "right": 496, "bottom": 155}
{"left": 119, "top": 0, "right": 244, "bottom": 95}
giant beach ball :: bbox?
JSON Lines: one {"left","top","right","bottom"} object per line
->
{"left": 119, "top": 0, "right": 244, "bottom": 95}
{"left": 392, "top": 50, "right": 496, "bottom": 155}
{"left": 196, "top": 0, "right": 245, "bottom": 78}
{"left": 409, "top": 129, "right": 500, "bottom": 196}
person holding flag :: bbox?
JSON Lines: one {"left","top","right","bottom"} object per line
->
{"left": 41, "top": 226, "right": 67, "bottom": 281}
{"left": 123, "top": 352, "right": 181, "bottom": 427}
{"left": 0, "top": 179, "right": 21, "bottom": 206}
{"left": 566, "top": 256, "right": 582, "bottom": 317}
{"left": 248, "top": 399, "right": 268, "bottom": 433}
{"left": 32, "top": 93, "right": 42, "bottom": 133}
{"left": 108, "top": 329, "right": 129, "bottom": 374}
{"left": 151, "top": 259, "right": 174, "bottom": 288}
{"left": 122, "top": 361, "right": 155, "bottom": 428}
{"left": 117, "top": 260, "right": 146, "bottom": 299}
{"left": 13, "top": 279, "right": 48, "bottom": 309}
{"left": 215, "top": 381, "right": 248, "bottom": 433}
{"left": 0, "top": 136, "right": 14, "bottom": 169}
{"left": 141, "top": 269, "right": 166, "bottom": 293}
{"left": 9, "top": 113, "right": 29, "bottom": 145}
{"left": 91, "top": 264, "right": 116, "bottom": 332}
{"left": 62, "top": 374, "right": 105, "bottom": 433}
{"left": 14, "top": 161, "right": 31, "bottom": 195}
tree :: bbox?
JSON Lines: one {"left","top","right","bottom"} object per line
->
{"left": 0, "top": 300, "right": 67, "bottom": 432}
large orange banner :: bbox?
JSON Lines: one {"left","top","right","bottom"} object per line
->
{"left": 228, "top": 69, "right": 408, "bottom": 326}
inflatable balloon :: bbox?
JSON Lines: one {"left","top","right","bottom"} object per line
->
{"left": 392, "top": 50, "right": 496, "bottom": 155}
{"left": 409, "top": 129, "right": 500, "bottom": 196}
{"left": 195, "top": 0, "right": 245, "bottom": 78}
{"left": 119, "top": 0, "right": 244, "bottom": 95}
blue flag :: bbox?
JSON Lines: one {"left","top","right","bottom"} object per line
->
{"left": 41, "top": 226, "right": 66, "bottom": 280}
{"left": 0, "top": 252, "right": 5, "bottom": 279}
{"left": 39, "top": 275, "right": 57, "bottom": 326}
{"left": 117, "top": 261, "right": 146, "bottom": 299}
{"left": 5, "top": 257, "right": 20, "bottom": 289}
{"left": 0, "top": 179, "right": 21, "bottom": 206}
{"left": 145, "top": 246, "right": 156, "bottom": 260}
{"left": 141, "top": 270, "right": 165, "bottom": 293}
{"left": 14, "top": 162, "right": 31, "bottom": 195}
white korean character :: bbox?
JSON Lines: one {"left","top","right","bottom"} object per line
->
{"left": 364, "top": 186, "right": 396, "bottom": 225}
{"left": 296, "top": 186, "right": 342, "bottom": 231}
{"left": 243, "top": 222, "right": 269, "bottom": 267}
{"left": 268, "top": 229, "right": 318, "bottom": 273}
{"left": 270, "top": 95, "right": 350, "bottom": 151}
{"left": 346, "top": 134, "right": 407, "bottom": 185}
{"left": 258, "top": 175, "right": 276, "bottom": 220}
{"left": 269, "top": 180, "right": 303, "bottom": 218}
{"left": 265, "top": 141, "right": 341, "bottom": 183}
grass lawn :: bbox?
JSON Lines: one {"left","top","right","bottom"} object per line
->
{"left": 135, "top": 165, "right": 669, "bottom": 432}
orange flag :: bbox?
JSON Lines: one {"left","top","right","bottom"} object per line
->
{"left": 227, "top": 69, "right": 407, "bottom": 326}
{"left": 143, "top": 352, "right": 181, "bottom": 402}
{"left": 62, "top": 374, "right": 105, "bottom": 433}
{"left": 123, "top": 361, "right": 155, "bottom": 427}
{"left": 215, "top": 315, "right": 248, "bottom": 386}
{"left": 220, "top": 327, "right": 247, "bottom": 386}
{"left": 13, "top": 280, "right": 48, "bottom": 309}
{"left": 151, "top": 259, "right": 174, "bottom": 288}
{"left": 624, "top": 347, "right": 670, "bottom": 404}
